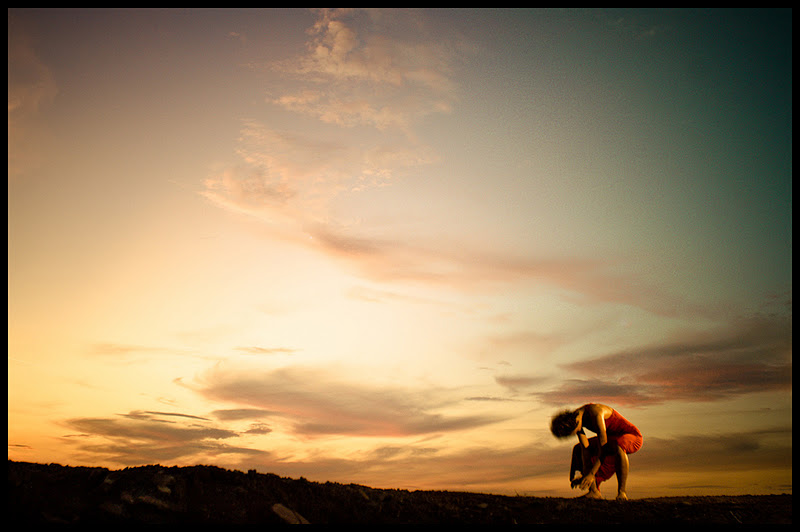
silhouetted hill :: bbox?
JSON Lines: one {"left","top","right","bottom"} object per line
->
{"left": 8, "top": 460, "right": 791, "bottom": 524}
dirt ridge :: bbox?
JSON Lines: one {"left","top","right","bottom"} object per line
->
{"left": 8, "top": 460, "right": 791, "bottom": 524}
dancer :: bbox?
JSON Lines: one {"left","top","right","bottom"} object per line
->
{"left": 550, "top": 403, "right": 643, "bottom": 500}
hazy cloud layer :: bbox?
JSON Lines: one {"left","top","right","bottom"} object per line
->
{"left": 536, "top": 313, "right": 792, "bottom": 406}
{"left": 199, "top": 8, "right": 711, "bottom": 319}
{"left": 63, "top": 410, "right": 267, "bottom": 465}
{"left": 57, "top": 406, "right": 790, "bottom": 495}
{"left": 201, "top": 120, "right": 436, "bottom": 230}
{"left": 193, "top": 365, "right": 504, "bottom": 438}
{"left": 203, "top": 8, "right": 459, "bottom": 231}
{"left": 222, "top": 426, "right": 791, "bottom": 495}
{"left": 8, "top": 13, "right": 59, "bottom": 179}
{"left": 307, "top": 225, "right": 702, "bottom": 316}
{"left": 211, "top": 408, "right": 278, "bottom": 421}
{"left": 272, "top": 8, "right": 464, "bottom": 132}
{"left": 634, "top": 426, "right": 793, "bottom": 473}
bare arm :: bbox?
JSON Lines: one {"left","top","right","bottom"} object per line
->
{"left": 586, "top": 409, "right": 607, "bottom": 476}
{"left": 594, "top": 408, "right": 608, "bottom": 447}
{"left": 577, "top": 429, "right": 590, "bottom": 448}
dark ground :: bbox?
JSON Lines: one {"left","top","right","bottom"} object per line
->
{"left": 8, "top": 460, "right": 791, "bottom": 524}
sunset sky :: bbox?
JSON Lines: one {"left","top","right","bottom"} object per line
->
{"left": 8, "top": 8, "right": 792, "bottom": 498}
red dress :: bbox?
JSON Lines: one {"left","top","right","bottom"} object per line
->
{"left": 588, "top": 409, "right": 643, "bottom": 485}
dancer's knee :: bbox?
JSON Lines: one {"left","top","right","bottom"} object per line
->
{"left": 599, "top": 441, "right": 618, "bottom": 459}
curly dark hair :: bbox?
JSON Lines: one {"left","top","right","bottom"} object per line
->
{"left": 550, "top": 409, "right": 579, "bottom": 438}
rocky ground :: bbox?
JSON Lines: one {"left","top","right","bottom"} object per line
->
{"left": 8, "top": 460, "right": 791, "bottom": 524}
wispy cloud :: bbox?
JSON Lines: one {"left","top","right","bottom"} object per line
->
{"left": 306, "top": 224, "right": 703, "bottom": 317}
{"left": 201, "top": 120, "right": 436, "bottom": 229}
{"left": 202, "top": 8, "right": 463, "bottom": 246}
{"left": 121, "top": 410, "right": 212, "bottom": 422}
{"left": 199, "top": 8, "right": 710, "bottom": 320}
{"left": 211, "top": 408, "right": 278, "bottom": 421}
{"left": 204, "top": 8, "right": 464, "bottom": 227}
{"left": 192, "top": 364, "right": 504, "bottom": 438}
{"left": 634, "top": 426, "right": 793, "bottom": 473}
{"left": 62, "top": 410, "right": 267, "bottom": 465}
{"left": 271, "top": 8, "right": 463, "bottom": 133}
{"left": 536, "top": 313, "right": 792, "bottom": 406}
{"left": 56, "top": 407, "right": 791, "bottom": 495}
{"left": 227, "top": 423, "right": 791, "bottom": 494}
{"left": 255, "top": 440, "right": 558, "bottom": 492}
{"left": 495, "top": 374, "right": 550, "bottom": 394}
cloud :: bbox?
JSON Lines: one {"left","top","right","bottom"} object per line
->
{"left": 307, "top": 223, "right": 701, "bottom": 318}
{"left": 202, "top": 7, "right": 713, "bottom": 319}
{"left": 534, "top": 378, "right": 654, "bottom": 408}
{"left": 207, "top": 158, "right": 707, "bottom": 313}
{"left": 8, "top": 12, "right": 59, "bottom": 179}
{"left": 464, "top": 396, "right": 518, "bottom": 402}
{"left": 536, "top": 313, "right": 792, "bottom": 406}
{"left": 192, "top": 364, "right": 504, "bottom": 438}
{"left": 236, "top": 423, "right": 792, "bottom": 494}
{"left": 211, "top": 408, "right": 277, "bottom": 421}
{"left": 307, "top": 223, "right": 585, "bottom": 285}
{"left": 67, "top": 411, "right": 237, "bottom": 441}
{"left": 202, "top": 9, "right": 460, "bottom": 235}
{"left": 494, "top": 375, "right": 550, "bottom": 394}
{"left": 201, "top": 120, "right": 436, "bottom": 229}
{"left": 122, "top": 410, "right": 212, "bottom": 422}
{"left": 62, "top": 410, "right": 267, "bottom": 465}
{"left": 271, "top": 8, "right": 463, "bottom": 132}
{"left": 243, "top": 423, "right": 273, "bottom": 435}
{"left": 633, "top": 426, "right": 793, "bottom": 473}
{"left": 55, "top": 396, "right": 790, "bottom": 495}
{"left": 259, "top": 441, "right": 557, "bottom": 492}
{"left": 7, "top": 23, "right": 57, "bottom": 116}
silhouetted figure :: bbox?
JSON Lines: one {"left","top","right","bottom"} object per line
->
{"left": 551, "top": 403, "right": 643, "bottom": 500}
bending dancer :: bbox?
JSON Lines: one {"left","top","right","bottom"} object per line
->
{"left": 550, "top": 403, "right": 643, "bottom": 500}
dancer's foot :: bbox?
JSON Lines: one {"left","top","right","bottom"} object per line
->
{"left": 579, "top": 488, "right": 603, "bottom": 499}
{"left": 616, "top": 491, "right": 628, "bottom": 501}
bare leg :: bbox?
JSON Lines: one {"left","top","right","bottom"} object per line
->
{"left": 576, "top": 444, "right": 602, "bottom": 499}
{"left": 569, "top": 444, "right": 582, "bottom": 484}
{"left": 615, "top": 446, "right": 629, "bottom": 500}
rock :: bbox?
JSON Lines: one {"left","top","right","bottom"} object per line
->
{"left": 272, "top": 503, "right": 310, "bottom": 524}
